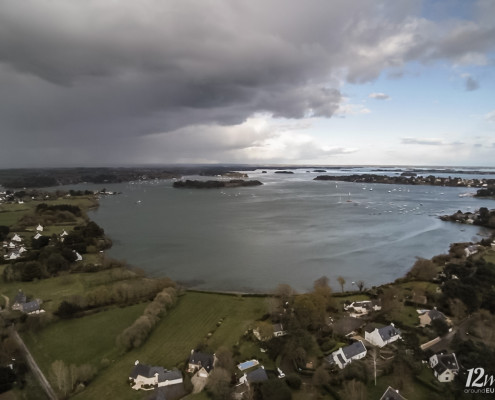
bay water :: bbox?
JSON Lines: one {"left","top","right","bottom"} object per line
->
{"left": 80, "top": 168, "right": 494, "bottom": 293}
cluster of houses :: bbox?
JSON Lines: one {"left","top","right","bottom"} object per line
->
{"left": 129, "top": 350, "right": 279, "bottom": 400}
{"left": 326, "top": 319, "right": 459, "bottom": 383}
{"left": 129, "top": 350, "right": 215, "bottom": 397}
{"left": 2, "top": 225, "right": 81, "bottom": 262}
{"left": 325, "top": 295, "right": 461, "bottom": 388}
{"left": 2, "top": 233, "right": 27, "bottom": 261}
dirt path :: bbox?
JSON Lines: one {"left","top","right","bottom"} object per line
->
{"left": 11, "top": 329, "right": 58, "bottom": 400}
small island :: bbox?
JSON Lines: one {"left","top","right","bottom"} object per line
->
{"left": 172, "top": 179, "right": 263, "bottom": 189}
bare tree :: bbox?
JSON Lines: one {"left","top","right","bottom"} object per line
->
{"left": 312, "top": 365, "right": 330, "bottom": 389}
{"left": 356, "top": 280, "right": 365, "bottom": 292}
{"left": 206, "top": 367, "right": 231, "bottom": 400}
{"left": 51, "top": 360, "right": 70, "bottom": 396}
{"left": 341, "top": 379, "right": 367, "bottom": 400}
{"left": 215, "top": 346, "right": 234, "bottom": 372}
{"left": 370, "top": 348, "right": 378, "bottom": 386}
{"left": 313, "top": 275, "right": 330, "bottom": 290}
{"left": 253, "top": 321, "right": 274, "bottom": 341}
{"left": 337, "top": 276, "right": 346, "bottom": 293}
{"left": 407, "top": 257, "right": 437, "bottom": 281}
{"left": 273, "top": 284, "right": 296, "bottom": 310}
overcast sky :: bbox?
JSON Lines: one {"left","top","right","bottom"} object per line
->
{"left": 1, "top": 0, "right": 494, "bottom": 167}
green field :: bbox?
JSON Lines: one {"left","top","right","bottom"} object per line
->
{"left": 22, "top": 291, "right": 267, "bottom": 400}
{"left": 23, "top": 303, "right": 146, "bottom": 375}
{"left": 483, "top": 249, "right": 495, "bottom": 264}
{"left": 0, "top": 195, "right": 97, "bottom": 229}
{"left": 0, "top": 203, "right": 32, "bottom": 226}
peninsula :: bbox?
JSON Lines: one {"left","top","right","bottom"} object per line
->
{"left": 314, "top": 173, "right": 495, "bottom": 192}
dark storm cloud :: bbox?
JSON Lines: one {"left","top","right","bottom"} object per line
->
{"left": 0, "top": 0, "right": 494, "bottom": 165}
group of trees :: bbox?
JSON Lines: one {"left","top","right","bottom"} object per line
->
{"left": 50, "top": 360, "right": 96, "bottom": 397}
{"left": 3, "top": 246, "right": 77, "bottom": 282}
{"left": 61, "top": 221, "right": 110, "bottom": 255}
{"left": 292, "top": 276, "right": 335, "bottom": 331}
{"left": 439, "top": 257, "right": 495, "bottom": 313}
{"left": 406, "top": 257, "right": 439, "bottom": 281}
{"left": 0, "top": 226, "right": 9, "bottom": 242}
{"left": 117, "top": 286, "right": 177, "bottom": 350}
{"left": 55, "top": 275, "right": 176, "bottom": 319}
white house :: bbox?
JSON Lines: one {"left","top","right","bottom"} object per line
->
{"left": 12, "top": 234, "right": 22, "bottom": 242}
{"left": 4, "top": 251, "right": 20, "bottom": 260}
{"left": 344, "top": 300, "right": 381, "bottom": 316}
{"left": 429, "top": 353, "right": 459, "bottom": 382}
{"left": 33, "top": 233, "right": 42, "bottom": 240}
{"left": 129, "top": 361, "right": 183, "bottom": 390}
{"left": 73, "top": 251, "right": 83, "bottom": 261}
{"left": 36, "top": 224, "right": 44, "bottom": 232}
{"left": 327, "top": 340, "right": 367, "bottom": 369}
{"left": 272, "top": 323, "right": 287, "bottom": 337}
{"left": 60, "top": 230, "right": 68, "bottom": 237}
{"left": 465, "top": 245, "right": 479, "bottom": 257}
{"left": 365, "top": 323, "right": 401, "bottom": 348}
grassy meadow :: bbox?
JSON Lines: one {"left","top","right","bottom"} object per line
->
{"left": 18, "top": 291, "right": 267, "bottom": 400}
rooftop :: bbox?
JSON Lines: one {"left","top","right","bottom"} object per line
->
{"left": 341, "top": 340, "right": 367, "bottom": 359}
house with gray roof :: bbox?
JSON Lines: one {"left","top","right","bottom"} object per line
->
{"left": 129, "top": 361, "right": 183, "bottom": 390}
{"left": 11, "top": 290, "right": 42, "bottom": 314}
{"left": 187, "top": 350, "right": 215, "bottom": 377}
{"left": 429, "top": 353, "right": 459, "bottom": 382}
{"left": 418, "top": 308, "right": 450, "bottom": 327}
{"left": 326, "top": 340, "right": 367, "bottom": 369}
{"left": 239, "top": 367, "right": 268, "bottom": 385}
{"left": 21, "top": 299, "right": 42, "bottom": 314}
{"left": 380, "top": 386, "right": 408, "bottom": 400}
{"left": 365, "top": 323, "right": 401, "bottom": 347}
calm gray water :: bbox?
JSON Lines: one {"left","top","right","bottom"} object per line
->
{"left": 81, "top": 169, "right": 494, "bottom": 293}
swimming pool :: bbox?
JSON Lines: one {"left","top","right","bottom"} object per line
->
{"left": 237, "top": 359, "right": 259, "bottom": 371}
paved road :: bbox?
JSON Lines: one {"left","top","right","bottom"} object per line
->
{"left": 11, "top": 329, "right": 58, "bottom": 400}
{"left": 427, "top": 316, "right": 472, "bottom": 354}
